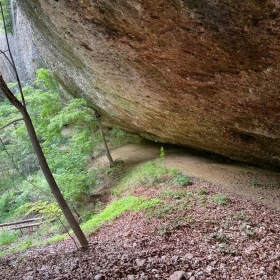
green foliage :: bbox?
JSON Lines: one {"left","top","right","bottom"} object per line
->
{"left": 160, "top": 189, "right": 192, "bottom": 199}
{"left": 0, "top": 68, "right": 109, "bottom": 222}
{"left": 0, "top": 0, "right": 13, "bottom": 34}
{"left": 150, "top": 203, "right": 175, "bottom": 218}
{"left": 218, "top": 243, "right": 236, "bottom": 255}
{"left": 111, "top": 150, "right": 180, "bottom": 196}
{"left": 210, "top": 232, "right": 233, "bottom": 242}
{"left": 35, "top": 68, "right": 59, "bottom": 92}
{"left": 129, "top": 160, "right": 178, "bottom": 187}
{"left": 15, "top": 236, "right": 33, "bottom": 250}
{"left": 16, "top": 200, "right": 62, "bottom": 222}
{"left": 184, "top": 215, "right": 193, "bottom": 222}
{"left": 32, "top": 196, "right": 159, "bottom": 245}
{"left": 0, "top": 230, "right": 19, "bottom": 246}
{"left": 197, "top": 188, "right": 208, "bottom": 195}
{"left": 0, "top": 192, "right": 10, "bottom": 215}
{"left": 158, "top": 224, "right": 170, "bottom": 236}
{"left": 0, "top": 236, "right": 33, "bottom": 257}
{"left": 213, "top": 194, "right": 230, "bottom": 205}
{"left": 82, "top": 196, "right": 159, "bottom": 234}
{"left": 0, "top": 191, "right": 30, "bottom": 222}
{"left": 250, "top": 180, "right": 262, "bottom": 188}
{"left": 173, "top": 174, "right": 190, "bottom": 186}
{"left": 235, "top": 211, "right": 248, "bottom": 222}
{"left": 43, "top": 233, "right": 67, "bottom": 245}
{"left": 109, "top": 127, "right": 127, "bottom": 145}
{"left": 55, "top": 171, "right": 96, "bottom": 201}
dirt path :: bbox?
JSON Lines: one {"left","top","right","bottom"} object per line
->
{"left": 110, "top": 141, "right": 280, "bottom": 211}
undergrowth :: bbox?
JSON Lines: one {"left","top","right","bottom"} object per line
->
{"left": 0, "top": 230, "right": 20, "bottom": 246}
{"left": 36, "top": 196, "right": 160, "bottom": 246}
{"left": 111, "top": 158, "right": 180, "bottom": 196}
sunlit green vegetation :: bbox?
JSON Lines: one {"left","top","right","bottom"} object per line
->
{"left": 0, "top": 68, "right": 125, "bottom": 224}
{"left": 81, "top": 196, "right": 160, "bottom": 235}
{"left": 0, "top": 0, "right": 13, "bottom": 33}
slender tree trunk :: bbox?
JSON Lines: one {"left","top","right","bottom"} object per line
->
{"left": 99, "top": 121, "right": 114, "bottom": 167}
{"left": 0, "top": 76, "right": 88, "bottom": 248}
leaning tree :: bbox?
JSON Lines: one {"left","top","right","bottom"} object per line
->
{"left": 0, "top": 2, "right": 88, "bottom": 247}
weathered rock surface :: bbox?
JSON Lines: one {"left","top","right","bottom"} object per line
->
{"left": 0, "top": 0, "right": 43, "bottom": 84}
{"left": 15, "top": 0, "right": 280, "bottom": 168}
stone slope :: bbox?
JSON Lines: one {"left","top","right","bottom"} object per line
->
{"left": 15, "top": 0, "right": 280, "bottom": 168}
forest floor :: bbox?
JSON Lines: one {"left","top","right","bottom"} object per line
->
{"left": 1, "top": 142, "right": 280, "bottom": 280}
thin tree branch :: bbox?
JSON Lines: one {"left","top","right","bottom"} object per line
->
{"left": 0, "top": 118, "right": 23, "bottom": 131}
{"left": 57, "top": 216, "right": 78, "bottom": 249}
{"left": 0, "top": 2, "right": 26, "bottom": 108}
{"left": 99, "top": 120, "right": 114, "bottom": 167}
{"left": 0, "top": 49, "right": 16, "bottom": 71}
{"left": 0, "top": 137, "right": 53, "bottom": 198}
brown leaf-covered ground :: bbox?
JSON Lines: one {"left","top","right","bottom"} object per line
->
{"left": 1, "top": 178, "right": 280, "bottom": 280}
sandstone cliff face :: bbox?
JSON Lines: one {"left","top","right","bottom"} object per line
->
{"left": 15, "top": 0, "right": 280, "bottom": 168}
{"left": 0, "top": 0, "right": 43, "bottom": 83}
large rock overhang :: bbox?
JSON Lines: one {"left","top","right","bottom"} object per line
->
{"left": 16, "top": 0, "right": 280, "bottom": 169}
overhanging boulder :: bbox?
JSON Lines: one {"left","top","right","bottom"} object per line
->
{"left": 15, "top": 0, "right": 280, "bottom": 168}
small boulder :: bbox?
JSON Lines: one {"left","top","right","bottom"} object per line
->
{"left": 170, "top": 271, "right": 188, "bottom": 280}
{"left": 94, "top": 274, "right": 105, "bottom": 280}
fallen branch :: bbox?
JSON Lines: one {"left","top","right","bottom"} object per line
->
{"left": 9, "top": 222, "right": 43, "bottom": 231}
{"left": 0, "top": 217, "right": 42, "bottom": 228}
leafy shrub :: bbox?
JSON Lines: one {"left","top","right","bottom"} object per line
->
{"left": 173, "top": 175, "right": 190, "bottom": 186}
{"left": 16, "top": 200, "right": 63, "bottom": 222}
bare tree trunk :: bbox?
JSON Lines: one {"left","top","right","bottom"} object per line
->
{"left": 0, "top": 76, "right": 88, "bottom": 248}
{"left": 99, "top": 121, "right": 114, "bottom": 167}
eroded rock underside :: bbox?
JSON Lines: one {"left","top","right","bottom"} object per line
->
{"left": 16, "top": 0, "right": 280, "bottom": 168}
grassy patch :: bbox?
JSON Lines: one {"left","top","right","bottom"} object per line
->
{"left": 111, "top": 160, "right": 179, "bottom": 196}
{"left": 0, "top": 234, "right": 33, "bottom": 257}
{"left": 43, "top": 234, "right": 67, "bottom": 245}
{"left": 0, "top": 230, "right": 20, "bottom": 246}
{"left": 81, "top": 196, "right": 160, "bottom": 235}
{"left": 129, "top": 160, "right": 178, "bottom": 186}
